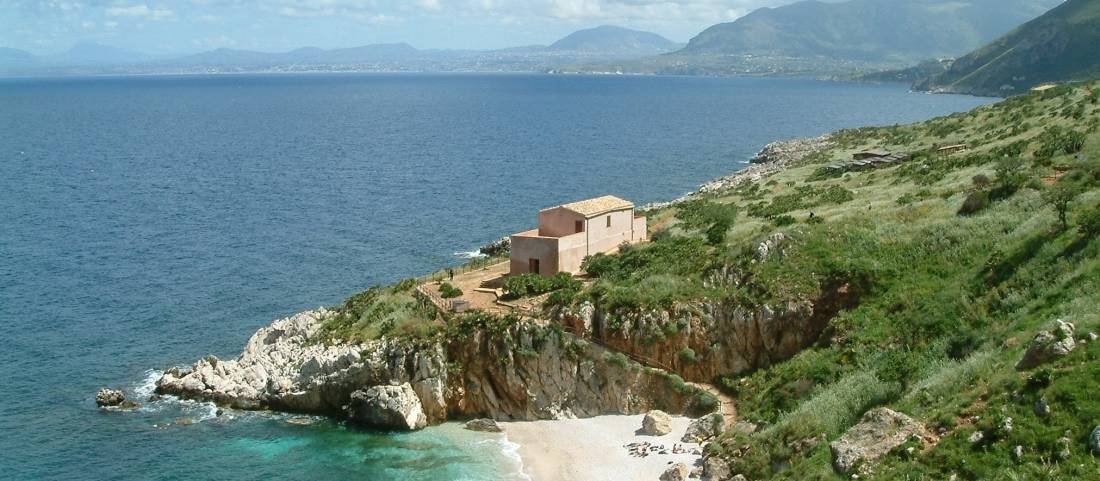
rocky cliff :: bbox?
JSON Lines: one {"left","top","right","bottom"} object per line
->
{"left": 552, "top": 237, "right": 860, "bottom": 383}
{"left": 155, "top": 309, "right": 699, "bottom": 429}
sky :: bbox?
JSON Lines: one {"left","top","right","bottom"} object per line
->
{"left": 0, "top": 0, "right": 814, "bottom": 55}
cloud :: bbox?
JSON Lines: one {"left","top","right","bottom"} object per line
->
{"left": 105, "top": 4, "right": 175, "bottom": 20}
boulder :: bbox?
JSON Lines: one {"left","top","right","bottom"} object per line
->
{"left": 702, "top": 456, "right": 731, "bottom": 481}
{"left": 464, "top": 418, "right": 502, "bottom": 433}
{"left": 641, "top": 410, "right": 672, "bottom": 436}
{"left": 1034, "top": 397, "right": 1051, "bottom": 417}
{"left": 95, "top": 388, "right": 125, "bottom": 407}
{"left": 1057, "top": 436, "right": 1072, "bottom": 460}
{"left": 659, "top": 463, "right": 691, "bottom": 481}
{"left": 683, "top": 413, "right": 725, "bottom": 443}
{"left": 347, "top": 383, "right": 428, "bottom": 431}
{"left": 1016, "top": 320, "right": 1076, "bottom": 370}
{"left": 731, "top": 475, "right": 748, "bottom": 481}
{"left": 830, "top": 408, "right": 930, "bottom": 474}
{"left": 1089, "top": 426, "right": 1100, "bottom": 455}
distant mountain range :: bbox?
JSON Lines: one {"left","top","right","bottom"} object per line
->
{"left": 914, "top": 0, "right": 1100, "bottom": 96}
{"left": 559, "top": 0, "right": 1064, "bottom": 77}
{"left": 677, "top": 0, "right": 1061, "bottom": 64}
{"left": 0, "top": 2, "right": 1077, "bottom": 80}
{"left": 0, "top": 25, "right": 681, "bottom": 75}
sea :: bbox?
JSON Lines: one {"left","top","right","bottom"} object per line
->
{"left": 0, "top": 73, "right": 994, "bottom": 480}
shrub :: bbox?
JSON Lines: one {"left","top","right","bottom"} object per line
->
{"left": 1078, "top": 204, "right": 1100, "bottom": 236}
{"left": 502, "top": 272, "right": 580, "bottom": 299}
{"left": 971, "top": 174, "right": 991, "bottom": 189}
{"left": 705, "top": 218, "right": 732, "bottom": 245}
{"left": 439, "top": 282, "right": 463, "bottom": 299}
{"left": 957, "top": 191, "right": 990, "bottom": 216}
{"left": 773, "top": 215, "right": 796, "bottom": 226}
{"left": 678, "top": 347, "right": 697, "bottom": 364}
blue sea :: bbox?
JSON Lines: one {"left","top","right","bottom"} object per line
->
{"left": 0, "top": 73, "right": 993, "bottom": 480}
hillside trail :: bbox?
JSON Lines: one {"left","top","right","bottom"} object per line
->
{"left": 686, "top": 381, "right": 738, "bottom": 429}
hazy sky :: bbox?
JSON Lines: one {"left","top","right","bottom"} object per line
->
{"left": 1, "top": 0, "right": 813, "bottom": 55}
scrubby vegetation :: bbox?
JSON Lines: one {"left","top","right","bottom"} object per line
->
{"left": 582, "top": 81, "right": 1100, "bottom": 479}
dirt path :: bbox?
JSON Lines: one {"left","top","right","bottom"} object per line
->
{"left": 687, "top": 382, "right": 737, "bottom": 428}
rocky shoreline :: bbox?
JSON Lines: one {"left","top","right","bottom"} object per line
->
{"left": 153, "top": 308, "right": 704, "bottom": 430}
{"left": 643, "top": 135, "right": 835, "bottom": 210}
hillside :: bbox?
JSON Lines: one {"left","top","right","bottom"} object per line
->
{"left": 610, "top": 81, "right": 1100, "bottom": 480}
{"left": 676, "top": 0, "right": 1060, "bottom": 65}
{"left": 916, "top": 0, "right": 1100, "bottom": 97}
{"left": 548, "top": 25, "right": 680, "bottom": 56}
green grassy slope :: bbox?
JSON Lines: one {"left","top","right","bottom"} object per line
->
{"left": 916, "top": 0, "right": 1100, "bottom": 97}
{"left": 628, "top": 81, "right": 1100, "bottom": 480}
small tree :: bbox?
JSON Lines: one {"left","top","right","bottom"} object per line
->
{"left": 1042, "top": 182, "right": 1083, "bottom": 230}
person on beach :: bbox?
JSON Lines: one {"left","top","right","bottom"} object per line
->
{"left": 448, "top": 268, "right": 454, "bottom": 281}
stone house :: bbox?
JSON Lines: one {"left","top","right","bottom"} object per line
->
{"left": 509, "top": 195, "right": 647, "bottom": 276}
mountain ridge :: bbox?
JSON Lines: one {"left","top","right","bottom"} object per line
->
{"left": 914, "top": 0, "right": 1100, "bottom": 96}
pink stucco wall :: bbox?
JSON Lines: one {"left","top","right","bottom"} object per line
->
{"left": 537, "top": 207, "right": 585, "bottom": 237}
{"left": 510, "top": 206, "right": 649, "bottom": 276}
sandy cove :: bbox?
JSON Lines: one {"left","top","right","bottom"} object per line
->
{"left": 501, "top": 414, "right": 703, "bottom": 481}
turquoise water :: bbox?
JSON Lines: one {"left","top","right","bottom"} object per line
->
{"left": 0, "top": 73, "right": 993, "bottom": 480}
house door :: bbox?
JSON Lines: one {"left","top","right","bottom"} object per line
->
{"left": 528, "top": 258, "right": 540, "bottom": 275}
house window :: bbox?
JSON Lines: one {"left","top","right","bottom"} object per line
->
{"left": 606, "top": 215, "right": 611, "bottom": 228}
{"left": 575, "top": 220, "right": 584, "bottom": 233}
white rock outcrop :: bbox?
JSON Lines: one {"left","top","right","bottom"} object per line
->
{"left": 1016, "top": 319, "right": 1076, "bottom": 369}
{"left": 830, "top": 408, "right": 931, "bottom": 474}
{"left": 347, "top": 383, "right": 428, "bottom": 430}
{"left": 642, "top": 410, "right": 673, "bottom": 436}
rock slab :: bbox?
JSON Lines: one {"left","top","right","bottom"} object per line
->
{"left": 1016, "top": 319, "right": 1076, "bottom": 369}
{"left": 659, "top": 463, "right": 691, "bottom": 481}
{"left": 347, "top": 383, "right": 428, "bottom": 431}
{"left": 464, "top": 418, "right": 502, "bottom": 433}
{"left": 642, "top": 410, "right": 672, "bottom": 436}
{"left": 830, "top": 408, "right": 930, "bottom": 474}
{"left": 95, "top": 388, "right": 125, "bottom": 407}
{"left": 683, "top": 413, "right": 725, "bottom": 443}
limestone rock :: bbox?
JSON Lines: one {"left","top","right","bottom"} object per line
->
{"left": 642, "top": 410, "right": 673, "bottom": 436}
{"left": 731, "top": 475, "right": 748, "bottom": 481}
{"left": 464, "top": 418, "right": 502, "bottom": 433}
{"left": 660, "top": 463, "right": 691, "bottom": 481}
{"left": 95, "top": 388, "right": 125, "bottom": 407}
{"left": 1057, "top": 436, "right": 1072, "bottom": 460}
{"left": 1016, "top": 320, "right": 1076, "bottom": 370}
{"left": 683, "top": 413, "right": 725, "bottom": 443}
{"left": 702, "top": 456, "right": 731, "bottom": 481}
{"left": 830, "top": 408, "right": 930, "bottom": 474}
{"left": 1089, "top": 426, "right": 1100, "bottom": 454}
{"left": 969, "top": 431, "right": 985, "bottom": 444}
{"left": 1034, "top": 397, "right": 1051, "bottom": 417}
{"left": 755, "top": 232, "right": 788, "bottom": 262}
{"left": 347, "top": 383, "right": 428, "bottom": 431}
{"left": 1012, "top": 445, "right": 1024, "bottom": 461}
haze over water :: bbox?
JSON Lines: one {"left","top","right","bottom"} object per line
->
{"left": 0, "top": 73, "right": 992, "bottom": 480}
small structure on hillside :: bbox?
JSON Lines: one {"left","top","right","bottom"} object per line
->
{"left": 853, "top": 149, "right": 891, "bottom": 160}
{"left": 827, "top": 150, "right": 910, "bottom": 174}
{"left": 937, "top": 144, "right": 968, "bottom": 155}
{"left": 510, "top": 195, "right": 647, "bottom": 276}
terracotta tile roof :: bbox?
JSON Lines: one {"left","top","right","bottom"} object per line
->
{"left": 552, "top": 195, "right": 634, "bottom": 217}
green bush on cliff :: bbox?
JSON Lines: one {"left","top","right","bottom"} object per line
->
{"left": 502, "top": 272, "right": 580, "bottom": 299}
{"left": 438, "top": 282, "right": 463, "bottom": 299}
